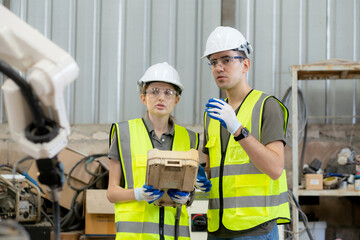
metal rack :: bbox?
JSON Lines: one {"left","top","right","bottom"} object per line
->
{"left": 290, "top": 59, "right": 360, "bottom": 239}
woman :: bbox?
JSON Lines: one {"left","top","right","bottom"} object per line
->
{"left": 107, "top": 62, "right": 199, "bottom": 240}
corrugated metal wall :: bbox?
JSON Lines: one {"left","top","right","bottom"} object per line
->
{"left": 231, "top": 0, "right": 360, "bottom": 124}
{"left": 0, "top": 0, "right": 359, "bottom": 126}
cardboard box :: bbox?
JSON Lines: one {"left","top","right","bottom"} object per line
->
{"left": 51, "top": 230, "right": 83, "bottom": 240}
{"left": 305, "top": 174, "right": 323, "bottom": 190}
{"left": 80, "top": 235, "right": 114, "bottom": 240}
{"left": 27, "top": 148, "right": 101, "bottom": 209}
{"left": 146, "top": 149, "right": 199, "bottom": 207}
{"left": 85, "top": 189, "right": 116, "bottom": 237}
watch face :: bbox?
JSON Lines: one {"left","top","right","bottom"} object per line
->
{"left": 242, "top": 127, "right": 249, "bottom": 138}
{"left": 234, "top": 127, "right": 249, "bottom": 141}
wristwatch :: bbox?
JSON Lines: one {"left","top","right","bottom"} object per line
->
{"left": 233, "top": 127, "right": 249, "bottom": 141}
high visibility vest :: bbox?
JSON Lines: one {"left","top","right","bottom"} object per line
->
{"left": 110, "top": 118, "right": 199, "bottom": 240}
{"left": 204, "top": 90, "right": 291, "bottom": 233}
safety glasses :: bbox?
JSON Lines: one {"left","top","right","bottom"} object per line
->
{"left": 208, "top": 55, "right": 245, "bottom": 68}
{"left": 144, "top": 87, "right": 178, "bottom": 98}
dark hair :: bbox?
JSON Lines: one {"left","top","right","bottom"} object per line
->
{"left": 233, "top": 49, "right": 247, "bottom": 59}
{"left": 174, "top": 85, "right": 182, "bottom": 96}
{"left": 206, "top": 49, "right": 248, "bottom": 60}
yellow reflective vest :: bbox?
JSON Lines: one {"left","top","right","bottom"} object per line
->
{"left": 110, "top": 118, "right": 199, "bottom": 240}
{"left": 204, "top": 90, "right": 291, "bottom": 233}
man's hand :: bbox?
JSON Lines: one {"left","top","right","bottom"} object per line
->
{"left": 134, "top": 184, "right": 164, "bottom": 204}
{"left": 206, "top": 98, "right": 241, "bottom": 135}
{"left": 195, "top": 165, "right": 211, "bottom": 192}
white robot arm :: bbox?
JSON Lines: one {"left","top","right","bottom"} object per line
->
{"left": 0, "top": 5, "right": 79, "bottom": 159}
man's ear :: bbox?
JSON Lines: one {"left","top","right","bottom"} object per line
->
{"left": 243, "top": 58, "right": 251, "bottom": 73}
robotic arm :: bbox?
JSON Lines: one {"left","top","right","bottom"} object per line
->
{"left": 0, "top": 6, "right": 79, "bottom": 239}
{"left": 0, "top": 4, "right": 78, "bottom": 159}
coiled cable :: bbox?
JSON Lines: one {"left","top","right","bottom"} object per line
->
{"left": 61, "top": 153, "right": 109, "bottom": 232}
{"left": 282, "top": 86, "right": 308, "bottom": 181}
{"left": 281, "top": 86, "right": 308, "bottom": 147}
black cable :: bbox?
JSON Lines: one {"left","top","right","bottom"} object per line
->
{"left": 68, "top": 168, "right": 109, "bottom": 192}
{"left": 60, "top": 153, "right": 108, "bottom": 232}
{"left": 299, "top": 122, "right": 308, "bottom": 181}
{"left": 69, "top": 191, "right": 83, "bottom": 221}
{"left": 174, "top": 206, "right": 181, "bottom": 240}
{"left": 281, "top": 87, "right": 309, "bottom": 183}
{"left": 288, "top": 190, "right": 314, "bottom": 240}
{"left": 11, "top": 156, "right": 33, "bottom": 179}
{"left": 60, "top": 206, "right": 75, "bottom": 230}
{"left": 67, "top": 154, "right": 109, "bottom": 192}
{"left": 281, "top": 86, "right": 308, "bottom": 147}
{"left": 28, "top": 198, "right": 54, "bottom": 227}
{"left": 5, "top": 153, "right": 111, "bottom": 233}
{"left": 84, "top": 154, "right": 108, "bottom": 177}
{"left": 67, "top": 220, "right": 82, "bottom": 231}
{"left": 41, "top": 208, "right": 54, "bottom": 227}
{"left": 0, "top": 59, "right": 45, "bottom": 127}
{"left": 52, "top": 200, "right": 61, "bottom": 240}
{"left": 72, "top": 198, "right": 84, "bottom": 221}
{"left": 84, "top": 157, "right": 97, "bottom": 176}
{"left": 0, "top": 60, "right": 59, "bottom": 143}
{"left": 60, "top": 190, "right": 84, "bottom": 231}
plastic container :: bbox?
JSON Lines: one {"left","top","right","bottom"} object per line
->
{"left": 299, "top": 221, "right": 327, "bottom": 240}
{"left": 146, "top": 148, "right": 199, "bottom": 207}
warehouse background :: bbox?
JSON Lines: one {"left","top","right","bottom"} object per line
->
{"left": 1, "top": 1, "right": 360, "bottom": 239}
{"left": 0, "top": 0, "right": 359, "bottom": 126}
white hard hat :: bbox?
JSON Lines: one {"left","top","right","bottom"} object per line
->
{"left": 202, "top": 26, "right": 253, "bottom": 59}
{"left": 137, "top": 62, "right": 184, "bottom": 94}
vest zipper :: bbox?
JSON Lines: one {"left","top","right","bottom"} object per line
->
{"left": 159, "top": 206, "right": 165, "bottom": 240}
{"left": 219, "top": 153, "right": 225, "bottom": 227}
{"left": 218, "top": 97, "right": 245, "bottom": 229}
{"left": 219, "top": 128, "right": 229, "bottom": 228}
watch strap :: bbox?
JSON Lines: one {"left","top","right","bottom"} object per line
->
{"left": 233, "top": 127, "right": 249, "bottom": 141}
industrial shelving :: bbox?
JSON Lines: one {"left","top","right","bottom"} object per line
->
{"left": 290, "top": 59, "right": 360, "bottom": 239}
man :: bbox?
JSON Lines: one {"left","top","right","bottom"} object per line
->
{"left": 202, "top": 26, "right": 291, "bottom": 239}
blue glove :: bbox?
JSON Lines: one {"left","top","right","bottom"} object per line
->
{"left": 206, "top": 98, "right": 242, "bottom": 135}
{"left": 168, "top": 189, "right": 190, "bottom": 205}
{"left": 134, "top": 184, "right": 164, "bottom": 204}
{"left": 195, "top": 165, "right": 211, "bottom": 192}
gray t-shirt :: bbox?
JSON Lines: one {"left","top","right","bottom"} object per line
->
{"left": 108, "top": 117, "right": 175, "bottom": 188}
{"left": 203, "top": 97, "right": 286, "bottom": 155}
{"left": 203, "top": 96, "right": 287, "bottom": 238}
{"left": 108, "top": 116, "right": 175, "bottom": 161}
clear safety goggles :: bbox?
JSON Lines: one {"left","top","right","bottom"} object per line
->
{"left": 208, "top": 55, "right": 245, "bottom": 68}
{"left": 144, "top": 87, "right": 178, "bottom": 98}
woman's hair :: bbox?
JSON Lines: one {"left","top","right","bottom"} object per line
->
{"left": 145, "top": 112, "right": 176, "bottom": 125}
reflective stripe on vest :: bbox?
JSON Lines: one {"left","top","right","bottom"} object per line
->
{"left": 205, "top": 90, "right": 291, "bottom": 232}
{"left": 116, "top": 221, "right": 190, "bottom": 236}
{"left": 110, "top": 118, "right": 199, "bottom": 239}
